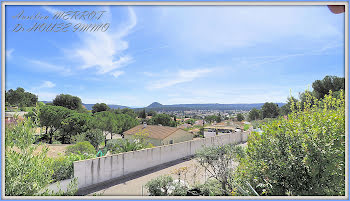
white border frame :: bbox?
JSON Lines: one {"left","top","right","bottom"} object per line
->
{"left": 1, "top": 1, "right": 348, "bottom": 200}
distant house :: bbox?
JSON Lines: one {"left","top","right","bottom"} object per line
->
{"left": 123, "top": 124, "right": 193, "bottom": 146}
{"left": 5, "top": 112, "right": 27, "bottom": 125}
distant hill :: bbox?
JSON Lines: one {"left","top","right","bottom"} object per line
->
{"left": 40, "top": 101, "right": 129, "bottom": 110}
{"left": 41, "top": 101, "right": 285, "bottom": 112}
{"left": 143, "top": 102, "right": 286, "bottom": 111}
{"left": 147, "top": 102, "right": 163, "bottom": 108}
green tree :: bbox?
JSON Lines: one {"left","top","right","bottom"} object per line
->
{"left": 236, "top": 113, "right": 244, "bottom": 122}
{"left": 38, "top": 105, "right": 73, "bottom": 144}
{"left": 91, "top": 111, "right": 121, "bottom": 140}
{"left": 280, "top": 96, "right": 299, "bottom": 115}
{"left": 312, "top": 75, "right": 345, "bottom": 99}
{"left": 185, "top": 118, "right": 195, "bottom": 125}
{"left": 53, "top": 94, "right": 82, "bottom": 110}
{"left": 148, "top": 113, "right": 177, "bottom": 127}
{"left": 60, "top": 113, "right": 92, "bottom": 144}
{"left": 236, "top": 90, "right": 345, "bottom": 196}
{"left": 92, "top": 103, "right": 110, "bottom": 114}
{"left": 147, "top": 110, "right": 157, "bottom": 116}
{"left": 261, "top": 102, "right": 279, "bottom": 119}
{"left": 205, "top": 115, "right": 222, "bottom": 124}
{"left": 139, "top": 109, "right": 147, "bottom": 119}
{"left": 248, "top": 108, "right": 260, "bottom": 121}
{"left": 5, "top": 87, "right": 38, "bottom": 107}
{"left": 5, "top": 119, "right": 53, "bottom": 196}
{"left": 76, "top": 129, "right": 105, "bottom": 150}
{"left": 196, "top": 144, "right": 245, "bottom": 195}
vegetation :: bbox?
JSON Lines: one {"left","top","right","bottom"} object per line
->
{"left": 236, "top": 113, "right": 244, "bottom": 122}
{"left": 106, "top": 129, "right": 153, "bottom": 154}
{"left": 204, "top": 115, "right": 221, "bottom": 124}
{"left": 261, "top": 102, "right": 279, "bottom": 119}
{"left": 235, "top": 90, "right": 345, "bottom": 196}
{"left": 74, "top": 129, "right": 105, "bottom": 150}
{"left": 147, "top": 113, "right": 177, "bottom": 127}
{"left": 92, "top": 103, "right": 110, "bottom": 114}
{"left": 5, "top": 87, "right": 38, "bottom": 107}
{"left": 5, "top": 118, "right": 78, "bottom": 196}
{"left": 145, "top": 175, "right": 188, "bottom": 196}
{"left": 65, "top": 141, "right": 96, "bottom": 155}
{"left": 53, "top": 94, "right": 83, "bottom": 110}
{"left": 248, "top": 108, "right": 260, "bottom": 121}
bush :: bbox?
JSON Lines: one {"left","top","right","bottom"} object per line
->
{"left": 65, "top": 141, "right": 96, "bottom": 155}
{"left": 106, "top": 130, "right": 153, "bottom": 154}
{"left": 196, "top": 179, "right": 225, "bottom": 196}
{"left": 5, "top": 119, "right": 53, "bottom": 196}
{"left": 236, "top": 90, "right": 345, "bottom": 196}
{"left": 50, "top": 153, "right": 95, "bottom": 182}
{"left": 81, "top": 129, "right": 104, "bottom": 150}
{"left": 145, "top": 175, "right": 188, "bottom": 196}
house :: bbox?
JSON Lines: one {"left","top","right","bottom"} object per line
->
{"left": 123, "top": 124, "right": 193, "bottom": 146}
{"left": 5, "top": 112, "right": 27, "bottom": 125}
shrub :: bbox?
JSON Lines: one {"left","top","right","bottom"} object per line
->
{"left": 145, "top": 175, "right": 188, "bottom": 196}
{"left": 236, "top": 90, "right": 345, "bottom": 196}
{"left": 80, "top": 129, "right": 104, "bottom": 150}
{"left": 196, "top": 144, "right": 245, "bottom": 195}
{"left": 65, "top": 141, "right": 96, "bottom": 155}
{"left": 50, "top": 153, "right": 95, "bottom": 183}
{"left": 5, "top": 119, "right": 53, "bottom": 196}
{"left": 196, "top": 179, "right": 225, "bottom": 196}
{"left": 106, "top": 130, "right": 153, "bottom": 154}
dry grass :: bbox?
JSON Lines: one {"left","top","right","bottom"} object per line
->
{"left": 11, "top": 144, "right": 72, "bottom": 158}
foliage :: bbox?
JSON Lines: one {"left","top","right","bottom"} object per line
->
{"left": 148, "top": 113, "right": 177, "bottom": 127}
{"left": 53, "top": 94, "right": 83, "bottom": 110}
{"left": 92, "top": 103, "right": 110, "bottom": 114}
{"left": 74, "top": 129, "right": 105, "bottom": 150}
{"left": 65, "top": 141, "right": 96, "bottom": 155}
{"left": 196, "top": 179, "right": 226, "bottom": 196}
{"left": 60, "top": 112, "right": 92, "bottom": 144}
{"left": 312, "top": 75, "right": 344, "bottom": 99}
{"left": 146, "top": 175, "right": 174, "bottom": 196}
{"left": 280, "top": 96, "right": 298, "bottom": 115}
{"left": 145, "top": 175, "right": 188, "bottom": 196}
{"left": 185, "top": 118, "right": 196, "bottom": 125}
{"left": 5, "top": 87, "right": 38, "bottom": 107}
{"left": 5, "top": 119, "right": 53, "bottom": 196}
{"left": 49, "top": 153, "right": 95, "bottom": 183}
{"left": 236, "top": 90, "right": 345, "bottom": 196}
{"left": 261, "top": 102, "right": 279, "bottom": 119}
{"left": 38, "top": 105, "right": 73, "bottom": 143}
{"left": 106, "top": 129, "right": 153, "bottom": 154}
{"left": 243, "top": 124, "right": 250, "bottom": 131}
{"left": 139, "top": 109, "right": 147, "bottom": 119}
{"left": 204, "top": 115, "right": 222, "bottom": 124}
{"left": 236, "top": 113, "right": 244, "bottom": 122}
{"left": 195, "top": 144, "right": 245, "bottom": 195}
{"left": 248, "top": 108, "right": 260, "bottom": 121}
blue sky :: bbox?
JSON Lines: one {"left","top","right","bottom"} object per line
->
{"left": 5, "top": 5, "right": 345, "bottom": 107}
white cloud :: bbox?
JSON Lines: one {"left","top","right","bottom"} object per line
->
{"left": 147, "top": 68, "right": 214, "bottom": 89}
{"left": 31, "top": 80, "right": 56, "bottom": 91}
{"left": 44, "top": 6, "right": 137, "bottom": 77}
{"left": 232, "top": 42, "right": 344, "bottom": 68}
{"left": 28, "top": 59, "right": 72, "bottom": 76}
{"left": 41, "top": 81, "right": 56, "bottom": 88}
{"left": 6, "top": 49, "right": 14, "bottom": 59}
{"left": 112, "top": 70, "right": 124, "bottom": 78}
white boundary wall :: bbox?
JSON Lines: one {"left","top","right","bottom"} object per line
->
{"left": 73, "top": 131, "right": 248, "bottom": 189}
